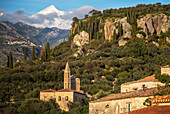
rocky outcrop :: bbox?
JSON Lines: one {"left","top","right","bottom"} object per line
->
{"left": 74, "top": 47, "right": 84, "bottom": 57}
{"left": 136, "top": 33, "right": 144, "bottom": 38}
{"left": 104, "top": 17, "right": 132, "bottom": 41}
{"left": 137, "top": 14, "right": 170, "bottom": 37}
{"left": 120, "top": 17, "right": 132, "bottom": 38}
{"left": 166, "top": 37, "right": 170, "bottom": 43}
{"left": 73, "top": 31, "right": 89, "bottom": 47}
{"left": 152, "top": 41, "right": 159, "bottom": 47}
{"left": 119, "top": 39, "right": 127, "bottom": 46}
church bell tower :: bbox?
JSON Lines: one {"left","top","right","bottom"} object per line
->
{"left": 64, "top": 61, "right": 71, "bottom": 89}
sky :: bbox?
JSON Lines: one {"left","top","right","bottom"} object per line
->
{"left": 0, "top": 0, "right": 170, "bottom": 14}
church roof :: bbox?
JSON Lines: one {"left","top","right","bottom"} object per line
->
{"left": 65, "top": 61, "right": 70, "bottom": 71}
{"left": 56, "top": 89, "right": 86, "bottom": 95}
{"left": 121, "top": 104, "right": 170, "bottom": 114}
{"left": 90, "top": 87, "right": 159, "bottom": 103}
{"left": 41, "top": 89, "right": 57, "bottom": 92}
{"left": 122, "top": 74, "right": 158, "bottom": 85}
{"left": 71, "top": 75, "right": 77, "bottom": 79}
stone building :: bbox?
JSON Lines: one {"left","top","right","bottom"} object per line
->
{"left": 121, "top": 75, "right": 165, "bottom": 93}
{"left": 125, "top": 94, "right": 170, "bottom": 114}
{"left": 40, "top": 62, "right": 89, "bottom": 111}
{"left": 161, "top": 65, "right": 170, "bottom": 75}
{"left": 89, "top": 74, "right": 166, "bottom": 114}
{"left": 89, "top": 88, "right": 158, "bottom": 114}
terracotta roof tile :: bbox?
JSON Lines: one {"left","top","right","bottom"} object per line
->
{"left": 90, "top": 88, "right": 158, "bottom": 103}
{"left": 41, "top": 89, "right": 57, "bottom": 92}
{"left": 122, "top": 75, "right": 158, "bottom": 85}
{"left": 121, "top": 104, "right": 170, "bottom": 114}
{"left": 56, "top": 89, "right": 86, "bottom": 95}
{"left": 152, "top": 94, "right": 170, "bottom": 104}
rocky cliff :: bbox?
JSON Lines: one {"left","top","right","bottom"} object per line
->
{"left": 137, "top": 14, "right": 170, "bottom": 37}
{"left": 104, "top": 17, "right": 132, "bottom": 41}
{"left": 69, "top": 13, "right": 170, "bottom": 47}
{"left": 73, "top": 31, "right": 89, "bottom": 47}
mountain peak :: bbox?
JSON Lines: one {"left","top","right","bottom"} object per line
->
{"left": 45, "top": 5, "right": 60, "bottom": 12}
{"left": 35, "top": 5, "right": 63, "bottom": 16}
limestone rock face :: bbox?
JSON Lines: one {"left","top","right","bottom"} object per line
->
{"left": 73, "top": 31, "right": 89, "bottom": 47}
{"left": 120, "top": 17, "right": 132, "bottom": 38}
{"left": 119, "top": 39, "right": 127, "bottom": 46}
{"left": 104, "top": 17, "right": 132, "bottom": 41}
{"left": 166, "top": 37, "right": 170, "bottom": 43}
{"left": 137, "top": 14, "right": 170, "bottom": 37}
{"left": 136, "top": 33, "right": 144, "bottom": 38}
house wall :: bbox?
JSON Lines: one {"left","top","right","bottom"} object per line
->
{"left": 40, "top": 92, "right": 56, "bottom": 101}
{"left": 40, "top": 91, "right": 87, "bottom": 111}
{"left": 89, "top": 96, "right": 154, "bottom": 114}
{"left": 121, "top": 81, "right": 165, "bottom": 93}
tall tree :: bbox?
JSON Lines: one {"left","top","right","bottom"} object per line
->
{"left": 113, "top": 29, "right": 117, "bottom": 43}
{"left": 7, "top": 51, "right": 13, "bottom": 68}
{"left": 118, "top": 22, "right": 122, "bottom": 37}
{"left": 24, "top": 47, "right": 27, "bottom": 62}
{"left": 46, "top": 41, "right": 50, "bottom": 60}
{"left": 32, "top": 46, "right": 35, "bottom": 60}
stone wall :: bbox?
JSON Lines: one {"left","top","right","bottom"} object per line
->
{"left": 40, "top": 92, "right": 56, "bottom": 101}
{"left": 121, "top": 81, "right": 165, "bottom": 93}
{"left": 89, "top": 96, "right": 153, "bottom": 114}
{"left": 40, "top": 91, "right": 87, "bottom": 111}
{"left": 55, "top": 92, "right": 74, "bottom": 111}
{"left": 76, "top": 78, "right": 80, "bottom": 91}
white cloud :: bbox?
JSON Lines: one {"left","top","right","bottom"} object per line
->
{"left": 0, "top": 5, "right": 95, "bottom": 29}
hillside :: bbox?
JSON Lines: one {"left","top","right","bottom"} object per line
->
{"left": 0, "top": 21, "right": 68, "bottom": 66}
{"left": 0, "top": 3, "right": 170, "bottom": 114}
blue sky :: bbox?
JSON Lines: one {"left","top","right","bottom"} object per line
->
{"left": 0, "top": 0, "right": 170, "bottom": 14}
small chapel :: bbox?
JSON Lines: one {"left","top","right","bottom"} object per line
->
{"left": 40, "top": 62, "right": 89, "bottom": 111}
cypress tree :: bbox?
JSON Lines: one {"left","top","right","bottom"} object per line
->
{"left": 94, "top": 17, "right": 98, "bottom": 33}
{"left": 8, "top": 51, "right": 13, "bottom": 68}
{"left": 101, "top": 18, "right": 105, "bottom": 41}
{"left": 24, "top": 47, "right": 27, "bottom": 62}
{"left": 118, "top": 22, "right": 122, "bottom": 37}
{"left": 46, "top": 41, "right": 50, "bottom": 60}
{"left": 113, "top": 29, "right": 117, "bottom": 43}
{"left": 32, "top": 46, "right": 35, "bottom": 60}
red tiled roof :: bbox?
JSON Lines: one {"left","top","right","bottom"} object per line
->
{"left": 121, "top": 104, "right": 170, "bottom": 114}
{"left": 152, "top": 94, "right": 170, "bottom": 104}
{"left": 90, "top": 88, "right": 158, "bottom": 103}
{"left": 122, "top": 75, "right": 158, "bottom": 85}
{"left": 41, "top": 89, "right": 57, "bottom": 92}
{"left": 56, "top": 89, "right": 86, "bottom": 95}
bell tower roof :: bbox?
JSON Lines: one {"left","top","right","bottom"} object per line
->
{"left": 65, "top": 61, "right": 70, "bottom": 71}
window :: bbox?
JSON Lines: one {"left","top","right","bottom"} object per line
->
{"left": 133, "top": 88, "right": 138, "bottom": 90}
{"left": 127, "top": 103, "right": 131, "bottom": 112}
{"left": 65, "top": 96, "right": 68, "bottom": 101}
{"left": 105, "top": 104, "right": 109, "bottom": 108}
{"left": 58, "top": 96, "right": 61, "bottom": 101}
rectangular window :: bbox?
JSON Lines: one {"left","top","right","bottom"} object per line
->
{"left": 127, "top": 103, "right": 131, "bottom": 112}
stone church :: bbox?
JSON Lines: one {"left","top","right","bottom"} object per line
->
{"left": 40, "top": 62, "right": 89, "bottom": 111}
